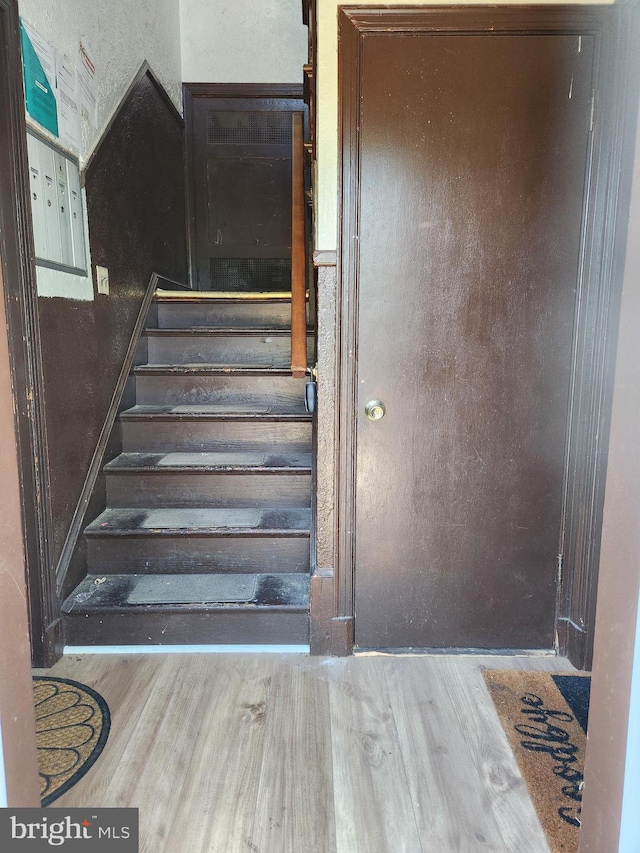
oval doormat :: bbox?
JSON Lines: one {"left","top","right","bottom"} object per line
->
{"left": 33, "top": 676, "right": 111, "bottom": 806}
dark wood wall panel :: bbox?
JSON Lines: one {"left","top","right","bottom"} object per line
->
{"left": 0, "top": 0, "right": 44, "bottom": 792}
{"left": 38, "top": 67, "right": 186, "bottom": 588}
{"left": 351, "top": 31, "right": 592, "bottom": 650}
{"left": 580, "top": 3, "right": 640, "bottom": 847}
{"left": 184, "top": 84, "right": 304, "bottom": 291}
{"left": 310, "top": 254, "right": 345, "bottom": 655}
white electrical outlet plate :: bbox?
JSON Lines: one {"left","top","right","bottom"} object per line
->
{"left": 96, "top": 265, "right": 109, "bottom": 295}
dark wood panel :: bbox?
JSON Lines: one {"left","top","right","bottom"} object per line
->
{"left": 145, "top": 329, "right": 312, "bottom": 366}
{"left": 122, "top": 418, "right": 312, "bottom": 453}
{"left": 355, "top": 32, "right": 595, "bottom": 649}
{"left": 0, "top": 0, "right": 46, "bottom": 792}
{"left": 135, "top": 371, "right": 307, "bottom": 408}
{"left": 0, "top": 0, "right": 58, "bottom": 665}
{"left": 87, "top": 535, "right": 310, "bottom": 575}
{"left": 39, "top": 66, "right": 187, "bottom": 601}
{"left": 291, "top": 112, "right": 308, "bottom": 377}
{"left": 581, "top": 3, "right": 640, "bottom": 840}
{"left": 206, "top": 157, "right": 292, "bottom": 252}
{"left": 157, "top": 298, "right": 293, "bottom": 328}
{"left": 63, "top": 607, "right": 309, "bottom": 646}
{"left": 325, "top": 5, "right": 638, "bottom": 661}
{"left": 556, "top": 2, "right": 640, "bottom": 670}
{"left": 55, "top": 276, "right": 157, "bottom": 602}
{"left": 106, "top": 471, "right": 312, "bottom": 508}
{"left": 302, "top": 0, "right": 316, "bottom": 158}
{"left": 334, "top": 7, "right": 631, "bottom": 655}
{"left": 185, "top": 84, "right": 305, "bottom": 290}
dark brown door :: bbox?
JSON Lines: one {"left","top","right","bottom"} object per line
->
{"left": 354, "top": 34, "right": 595, "bottom": 649}
{"left": 187, "top": 92, "right": 303, "bottom": 291}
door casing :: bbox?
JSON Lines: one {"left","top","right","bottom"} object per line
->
{"left": 0, "top": 0, "right": 58, "bottom": 666}
{"left": 319, "top": 4, "right": 633, "bottom": 664}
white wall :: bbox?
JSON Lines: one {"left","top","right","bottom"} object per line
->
{"left": 18, "top": 0, "right": 183, "bottom": 299}
{"left": 180, "top": 0, "right": 307, "bottom": 83}
{"left": 19, "top": 0, "right": 182, "bottom": 160}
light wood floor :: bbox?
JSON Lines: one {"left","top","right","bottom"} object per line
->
{"left": 44, "top": 652, "right": 575, "bottom": 853}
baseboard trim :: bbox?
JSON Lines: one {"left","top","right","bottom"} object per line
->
{"left": 354, "top": 648, "right": 557, "bottom": 657}
{"left": 55, "top": 273, "right": 159, "bottom": 595}
{"left": 557, "top": 617, "right": 590, "bottom": 670}
{"left": 63, "top": 644, "right": 310, "bottom": 655}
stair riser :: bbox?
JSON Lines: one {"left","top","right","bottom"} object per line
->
{"left": 63, "top": 609, "right": 309, "bottom": 646}
{"left": 136, "top": 375, "right": 307, "bottom": 407}
{"left": 87, "top": 536, "right": 310, "bottom": 574}
{"left": 158, "top": 302, "right": 295, "bottom": 329}
{"left": 106, "top": 472, "right": 312, "bottom": 508}
{"left": 122, "top": 420, "right": 312, "bottom": 453}
{"left": 146, "top": 334, "right": 313, "bottom": 366}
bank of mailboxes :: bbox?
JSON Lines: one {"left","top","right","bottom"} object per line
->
{"left": 26, "top": 131, "right": 87, "bottom": 274}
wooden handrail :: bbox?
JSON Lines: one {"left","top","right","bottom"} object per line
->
{"left": 291, "top": 112, "right": 307, "bottom": 378}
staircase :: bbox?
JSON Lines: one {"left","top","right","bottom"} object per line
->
{"left": 62, "top": 292, "right": 313, "bottom": 647}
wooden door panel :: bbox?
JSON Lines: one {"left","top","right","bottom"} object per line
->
{"left": 206, "top": 158, "right": 292, "bottom": 253}
{"left": 186, "top": 90, "right": 304, "bottom": 291}
{"left": 354, "top": 34, "right": 595, "bottom": 649}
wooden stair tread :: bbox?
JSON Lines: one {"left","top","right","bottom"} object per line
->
{"left": 85, "top": 507, "right": 311, "bottom": 537}
{"left": 144, "top": 328, "right": 314, "bottom": 337}
{"left": 134, "top": 364, "right": 299, "bottom": 376}
{"left": 105, "top": 451, "right": 312, "bottom": 473}
{"left": 155, "top": 291, "right": 293, "bottom": 302}
{"left": 62, "top": 572, "right": 309, "bottom": 612}
{"left": 120, "top": 403, "right": 311, "bottom": 420}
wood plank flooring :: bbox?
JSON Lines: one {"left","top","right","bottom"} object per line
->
{"left": 44, "top": 652, "right": 575, "bottom": 852}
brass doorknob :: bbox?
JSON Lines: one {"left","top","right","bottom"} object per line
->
{"left": 365, "top": 400, "right": 386, "bottom": 421}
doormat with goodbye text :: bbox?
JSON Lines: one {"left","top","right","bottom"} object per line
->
{"left": 482, "top": 669, "right": 590, "bottom": 853}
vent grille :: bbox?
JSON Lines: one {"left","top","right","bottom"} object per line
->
{"left": 206, "top": 111, "right": 293, "bottom": 146}
{"left": 209, "top": 258, "right": 291, "bottom": 291}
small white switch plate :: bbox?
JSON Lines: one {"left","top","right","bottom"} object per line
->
{"left": 96, "top": 265, "right": 109, "bottom": 295}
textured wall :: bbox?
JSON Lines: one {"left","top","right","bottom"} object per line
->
{"left": 180, "top": 0, "right": 307, "bottom": 83}
{"left": 315, "top": 0, "right": 616, "bottom": 249}
{"left": 18, "top": 0, "right": 182, "bottom": 160}
{"left": 18, "top": 0, "right": 182, "bottom": 299}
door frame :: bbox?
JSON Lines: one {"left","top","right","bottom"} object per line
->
{"left": 328, "top": 4, "right": 635, "bottom": 663}
{"left": 0, "top": 0, "right": 58, "bottom": 665}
